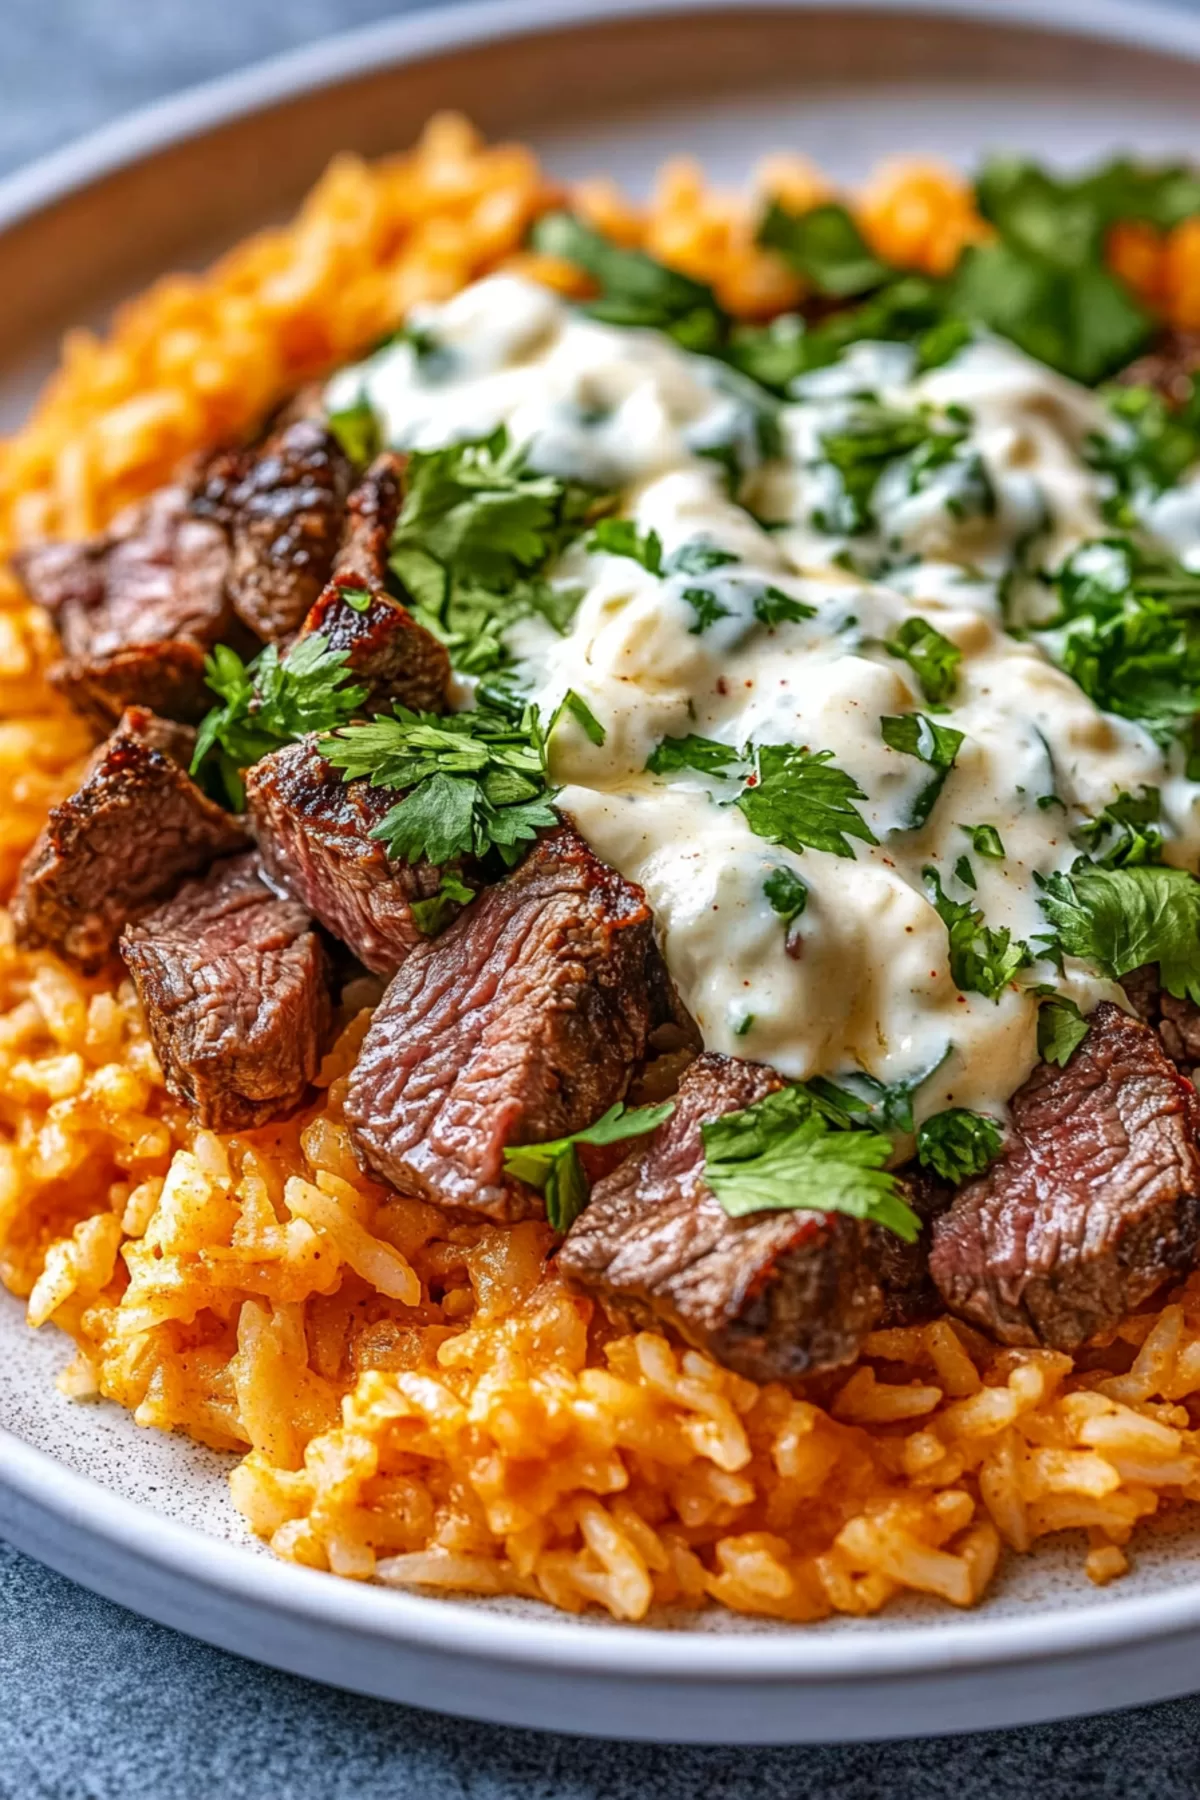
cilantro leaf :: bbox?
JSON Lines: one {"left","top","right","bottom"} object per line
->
{"left": 665, "top": 540, "right": 739, "bottom": 577}
{"left": 726, "top": 276, "right": 955, "bottom": 394}
{"left": 321, "top": 701, "right": 557, "bottom": 868}
{"left": 1074, "top": 787, "right": 1163, "bottom": 869}
{"left": 884, "top": 616, "right": 962, "bottom": 705}
{"left": 960, "top": 823, "right": 1005, "bottom": 860}
{"left": 916, "top": 1108, "right": 1004, "bottom": 1183}
{"left": 954, "top": 855, "right": 976, "bottom": 890}
{"left": 809, "top": 1044, "right": 950, "bottom": 1137}
{"left": 814, "top": 402, "right": 953, "bottom": 536}
{"left": 681, "top": 586, "right": 733, "bottom": 634}
{"left": 548, "top": 688, "right": 606, "bottom": 746}
{"left": 1036, "top": 864, "right": 1200, "bottom": 1004}
{"left": 1036, "top": 994, "right": 1090, "bottom": 1067}
{"left": 645, "top": 733, "right": 740, "bottom": 777}
{"left": 409, "top": 873, "right": 475, "bottom": 938}
{"left": 701, "top": 1085, "right": 919, "bottom": 1241}
{"left": 737, "top": 744, "right": 878, "bottom": 859}
{"left": 924, "top": 866, "right": 1031, "bottom": 1000}
{"left": 1089, "top": 382, "right": 1200, "bottom": 526}
{"left": 763, "top": 865, "right": 808, "bottom": 927}
{"left": 588, "top": 518, "right": 663, "bottom": 573}
{"left": 326, "top": 396, "right": 379, "bottom": 466}
{"left": 529, "top": 212, "right": 727, "bottom": 351}
{"left": 503, "top": 1099, "right": 675, "bottom": 1232}
{"left": 191, "top": 635, "right": 368, "bottom": 808}
{"left": 757, "top": 199, "right": 891, "bottom": 298}
{"left": 880, "top": 712, "right": 965, "bottom": 829}
{"left": 751, "top": 585, "right": 818, "bottom": 627}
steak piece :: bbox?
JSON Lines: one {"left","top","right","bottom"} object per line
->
{"left": 345, "top": 823, "right": 659, "bottom": 1221}
{"left": 194, "top": 417, "right": 355, "bottom": 641}
{"left": 246, "top": 737, "right": 463, "bottom": 975}
{"left": 1121, "top": 965, "right": 1200, "bottom": 1074}
{"left": 12, "top": 707, "right": 249, "bottom": 974}
{"left": 121, "top": 850, "right": 331, "bottom": 1131}
{"left": 295, "top": 455, "right": 450, "bottom": 714}
{"left": 929, "top": 1002, "right": 1200, "bottom": 1351}
{"left": 868, "top": 1169, "right": 952, "bottom": 1329}
{"left": 558, "top": 1052, "right": 881, "bottom": 1382}
{"left": 1117, "top": 329, "right": 1200, "bottom": 407}
{"left": 13, "top": 485, "right": 234, "bottom": 733}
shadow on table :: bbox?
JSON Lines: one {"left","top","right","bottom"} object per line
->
{"left": 3, "top": 1540, "right": 1199, "bottom": 1800}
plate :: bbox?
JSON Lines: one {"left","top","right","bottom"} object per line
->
{"left": 7, "top": 0, "right": 1200, "bottom": 1744}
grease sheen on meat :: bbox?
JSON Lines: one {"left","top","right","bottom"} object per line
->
{"left": 121, "top": 850, "right": 331, "bottom": 1131}
{"left": 12, "top": 707, "right": 249, "bottom": 974}
{"left": 929, "top": 1002, "right": 1200, "bottom": 1350}
{"left": 557, "top": 1051, "right": 881, "bottom": 1382}
{"left": 344, "top": 823, "right": 659, "bottom": 1220}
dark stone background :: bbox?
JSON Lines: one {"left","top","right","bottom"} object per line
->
{"left": 3, "top": 2, "right": 1200, "bottom": 1792}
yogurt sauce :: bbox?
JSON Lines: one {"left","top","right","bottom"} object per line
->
{"left": 327, "top": 274, "right": 1200, "bottom": 1129}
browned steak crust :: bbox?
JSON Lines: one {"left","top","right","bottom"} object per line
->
{"left": 12, "top": 707, "right": 249, "bottom": 974}
{"left": 929, "top": 1002, "right": 1200, "bottom": 1350}
{"left": 558, "top": 1051, "right": 881, "bottom": 1382}
{"left": 344, "top": 823, "right": 658, "bottom": 1221}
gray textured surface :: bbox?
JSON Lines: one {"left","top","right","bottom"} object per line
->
{"left": 4, "top": 0, "right": 1200, "bottom": 1792}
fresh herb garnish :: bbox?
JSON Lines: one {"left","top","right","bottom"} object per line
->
{"left": 737, "top": 744, "right": 878, "bottom": 859}
{"left": 529, "top": 212, "right": 728, "bottom": 351}
{"left": 547, "top": 687, "right": 606, "bottom": 746}
{"left": 960, "top": 823, "right": 1006, "bottom": 860}
{"left": 762, "top": 865, "right": 809, "bottom": 927}
{"left": 326, "top": 395, "right": 380, "bottom": 466}
{"left": 813, "top": 402, "right": 966, "bottom": 536}
{"left": 1036, "top": 994, "right": 1090, "bottom": 1067}
{"left": 503, "top": 1100, "right": 675, "bottom": 1232}
{"left": 320, "top": 700, "right": 558, "bottom": 867}
{"left": 1074, "top": 787, "right": 1164, "bottom": 869}
{"left": 924, "top": 866, "right": 1031, "bottom": 1000}
{"left": 880, "top": 713, "right": 965, "bottom": 829}
{"left": 916, "top": 1107, "right": 1004, "bottom": 1182}
{"left": 1089, "top": 382, "right": 1200, "bottom": 526}
{"left": 192, "top": 636, "right": 368, "bottom": 809}
{"left": 701, "top": 1085, "right": 919, "bottom": 1240}
{"left": 644, "top": 733, "right": 739, "bottom": 777}
{"left": 409, "top": 873, "right": 476, "bottom": 937}
{"left": 587, "top": 518, "right": 663, "bottom": 572}
{"left": 758, "top": 199, "right": 891, "bottom": 298}
{"left": 1036, "top": 864, "right": 1200, "bottom": 1003}
{"left": 681, "top": 586, "right": 732, "bottom": 634}
{"left": 884, "top": 616, "right": 962, "bottom": 705}
{"left": 954, "top": 855, "right": 976, "bottom": 890}
{"left": 809, "top": 1044, "right": 950, "bottom": 1137}
{"left": 340, "top": 586, "right": 373, "bottom": 614}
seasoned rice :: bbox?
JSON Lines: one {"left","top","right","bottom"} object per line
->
{"left": 5, "top": 116, "right": 1200, "bottom": 1622}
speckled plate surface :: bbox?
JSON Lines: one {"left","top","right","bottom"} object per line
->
{"left": 8, "top": 0, "right": 1200, "bottom": 1744}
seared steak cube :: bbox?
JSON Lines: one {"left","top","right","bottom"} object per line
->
{"left": 13, "top": 485, "right": 234, "bottom": 733}
{"left": 121, "top": 851, "right": 331, "bottom": 1131}
{"left": 868, "top": 1169, "right": 952, "bottom": 1329}
{"left": 12, "top": 707, "right": 248, "bottom": 974}
{"left": 296, "top": 453, "right": 449, "bottom": 714}
{"left": 246, "top": 737, "right": 463, "bottom": 975}
{"left": 345, "top": 823, "right": 658, "bottom": 1221}
{"left": 558, "top": 1052, "right": 881, "bottom": 1382}
{"left": 1122, "top": 965, "right": 1200, "bottom": 1074}
{"left": 194, "top": 417, "right": 354, "bottom": 641}
{"left": 929, "top": 1002, "right": 1200, "bottom": 1350}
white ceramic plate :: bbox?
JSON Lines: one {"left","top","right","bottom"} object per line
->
{"left": 9, "top": 0, "right": 1200, "bottom": 1744}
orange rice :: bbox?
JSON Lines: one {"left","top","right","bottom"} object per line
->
{"left": 4, "top": 117, "right": 1200, "bottom": 1622}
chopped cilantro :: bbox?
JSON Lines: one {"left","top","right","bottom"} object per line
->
{"left": 192, "top": 635, "right": 367, "bottom": 809}
{"left": 548, "top": 688, "right": 606, "bottom": 746}
{"left": 1074, "top": 787, "right": 1163, "bottom": 869}
{"left": 326, "top": 395, "right": 380, "bottom": 466}
{"left": 645, "top": 733, "right": 740, "bottom": 777}
{"left": 808, "top": 1044, "right": 950, "bottom": 1137}
{"left": 726, "top": 276, "right": 954, "bottom": 394}
{"left": 1089, "top": 382, "right": 1200, "bottom": 526}
{"left": 503, "top": 1099, "right": 675, "bottom": 1232}
{"left": 1036, "top": 864, "right": 1200, "bottom": 1004}
{"left": 960, "top": 823, "right": 1006, "bottom": 860}
{"left": 681, "top": 585, "right": 733, "bottom": 634}
{"left": 924, "top": 866, "right": 1031, "bottom": 1000}
{"left": 954, "top": 855, "right": 976, "bottom": 890}
{"left": 701, "top": 1085, "right": 920, "bottom": 1241}
{"left": 320, "top": 700, "right": 558, "bottom": 868}
{"left": 587, "top": 518, "right": 663, "bottom": 573}
{"left": 737, "top": 744, "right": 878, "bottom": 859}
{"left": 758, "top": 199, "right": 891, "bottom": 298}
{"left": 884, "top": 616, "right": 962, "bottom": 705}
{"left": 880, "top": 713, "right": 965, "bottom": 829}
{"left": 762, "top": 865, "right": 808, "bottom": 927}
{"left": 409, "top": 873, "right": 476, "bottom": 938}
{"left": 529, "top": 212, "right": 727, "bottom": 351}
{"left": 1036, "top": 994, "right": 1090, "bottom": 1067}
{"left": 916, "top": 1107, "right": 1004, "bottom": 1183}
{"left": 339, "top": 585, "right": 373, "bottom": 614}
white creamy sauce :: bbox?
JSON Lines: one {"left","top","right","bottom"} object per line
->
{"left": 329, "top": 275, "right": 1200, "bottom": 1128}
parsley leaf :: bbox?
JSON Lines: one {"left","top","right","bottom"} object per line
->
{"left": 587, "top": 518, "right": 663, "bottom": 572}
{"left": 326, "top": 396, "right": 380, "bottom": 466}
{"left": 727, "top": 277, "right": 956, "bottom": 394}
{"left": 1036, "top": 864, "right": 1200, "bottom": 1004}
{"left": 681, "top": 586, "right": 733, "bottom": 634}
{"left": 701, "top": 1085, "right": 919, "bottom": 1241}
{"left": 880, "top": 713, "right": 965, "bottom": 830}
{"left": 192, "top": 635, "right": 368, "bottom": 808}
{"left": 954, "top": 855, "right": 976, "bottom": 890}
{"left": 548, "top": 688, "right": 606, "bottom": 746}
{"left": 814, "top": 402, "right": 954, "bottom": 536}
{"left": 645, "top": 733, "right": 740, "bottom": 777}
{"left": 1036, "top": 994, "right": 1090, "bottom": 1067}
{"left": 884, "top": 616, "right": 962, "bottom": 705}
{"left": 960, "top": 823, "right": 1005, "bottom": 860}
{"left": 409, "top": 872, "right": 476, "bottom": 938}
{"left": 529, "top": 212, "right": 727, "bottom": 351}
{"left": 763, "top": 865, "right": 809, "bottom": 927}
{"left": 1074, "top": 787, "right": 1163, "bottom": 869}
{"left": 503, "top": 1100, "right": 675, "bottom": 1232}
{"left": 924, "top": 866, "right": 1032, "bottom": 1000}
{"left": 916, "top": 1108, "right": 1004, "bottom": 1183}
{"left": 321, "top": 701, "right": 557, "bottom": 867}
{"left": 1089, "top": 382, "right": 1200, "bottom": 526}
{"left": 737, "top": 744, "right": 878, "bottom": 859}
{"left": 758, "top": 199, "right": 891, "bottom": 298}
{"left": 809, "top": 1044, "right": 950, "bottom": 1137}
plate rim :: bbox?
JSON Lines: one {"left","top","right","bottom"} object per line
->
{"left": 7, "top": 0, "right": 1200, "bottom": 1691}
